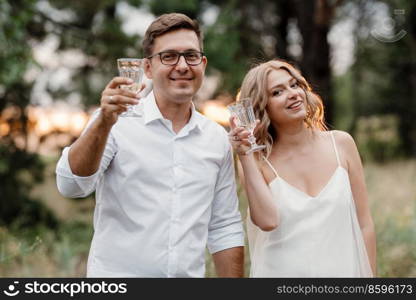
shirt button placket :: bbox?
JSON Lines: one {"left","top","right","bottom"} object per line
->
{"left": 168, "top": 137, "right": 179, "bottom": 277}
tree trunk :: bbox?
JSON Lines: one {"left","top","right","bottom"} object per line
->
{"left": 274, "top": 0, "right": 293, "bottom": 60}
{"left": 293, "top": 0, "right": 339, "bottom": 126}
{"left": 401, "top": 4, "right": 416, "bottom": 157}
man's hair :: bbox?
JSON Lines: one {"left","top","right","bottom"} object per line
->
{"left": 142, "top": 13, "right": 203, "bottom": 57}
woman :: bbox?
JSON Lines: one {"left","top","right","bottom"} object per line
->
{"left": 229, "top": 59, "right": 376, "bottom": 277}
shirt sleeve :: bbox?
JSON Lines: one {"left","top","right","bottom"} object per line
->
{"left": 55, "top": 109, "right": 117, "bottom": 198}
{"left": 207, "top": 129, "right": 245, "bottom": 254}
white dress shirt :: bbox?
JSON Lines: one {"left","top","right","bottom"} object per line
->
{"left": 55, "top": 91, "right": 244, "bottom": 277}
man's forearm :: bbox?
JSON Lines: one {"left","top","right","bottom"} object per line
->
{"left": 69, "top": 115, "right": 112, "bottom": 176}
{"left": 212, "top": 246, "right": 244, "bottom": 277}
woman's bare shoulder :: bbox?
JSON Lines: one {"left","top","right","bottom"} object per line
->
{"left": 330, "top": 130, "right": 361, "bottom": 166}
{"left": 330, "top": 130, "right": 356, "bottom": 148}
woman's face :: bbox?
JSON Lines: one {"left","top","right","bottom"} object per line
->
{"left": 266, "top": 68, "right": 307, "bottom": 125}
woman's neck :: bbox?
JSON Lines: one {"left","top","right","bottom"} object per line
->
{"left": 273, "top": 121, "right": 314, "bottom": 150}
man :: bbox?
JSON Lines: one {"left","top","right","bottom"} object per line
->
{"left": 56, "top": 13, "right": 244, "bottom": 277}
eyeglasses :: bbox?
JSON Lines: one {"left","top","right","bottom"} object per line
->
{"left": 147, "top": 51, "right": 205, "bottom": 66}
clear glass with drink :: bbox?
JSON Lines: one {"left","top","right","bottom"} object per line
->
{"left": 117, "top": 58, "right": 144, "bottom": 117}
{"left": 228, "top": 98, "right": 266, "bottom": 154}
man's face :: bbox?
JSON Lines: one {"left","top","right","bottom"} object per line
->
{"left": 144, "top": 29, "right": 207, "bottom": 104}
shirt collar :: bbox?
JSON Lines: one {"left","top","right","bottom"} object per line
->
{"left": 143, "top": 91, "right": 203, "bottom": 133}
{"left": 187, "top": 102, "right": 203, "bottom": 133}
{"left": 143, "top": 91, "right": 164, "bottom": 125}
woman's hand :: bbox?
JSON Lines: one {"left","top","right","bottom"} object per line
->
{"left": 228, "top": 115, "right": 259, "bottom": 155}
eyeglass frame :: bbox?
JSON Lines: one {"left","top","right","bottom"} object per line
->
{"left": 146, "top": 50, "right": 205, "bottom": 66}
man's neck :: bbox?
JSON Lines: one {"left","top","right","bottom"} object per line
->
{"left": 153, "top": 92, "right": 192, "bottom": 134}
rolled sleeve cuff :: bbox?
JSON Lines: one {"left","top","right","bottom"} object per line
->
{"left": 56, "top": 147, "right": 100, "bottom": 196}
{"left": 207, "top": 222, "right": 245, "bottom": 254}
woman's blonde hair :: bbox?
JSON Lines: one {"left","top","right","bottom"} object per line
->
{"left": 238, "top": 59, "right": 327, "bottom": 158}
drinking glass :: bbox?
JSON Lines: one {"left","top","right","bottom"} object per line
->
{"left": 227, "top": 98, "right": 266, "bottom": 154}
{"left": 117, "top": 58, "right": 144, "bottom": 117}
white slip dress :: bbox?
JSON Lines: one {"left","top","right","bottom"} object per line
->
{"left": 247, "top": 132, "right": 373, "bottom": 277}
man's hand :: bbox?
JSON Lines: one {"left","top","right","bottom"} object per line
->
{"left": 67, "top": 77, "right": 145, "bottom": 177}
{"left": 99, "top": 77, "right": 145, "bottom": 126}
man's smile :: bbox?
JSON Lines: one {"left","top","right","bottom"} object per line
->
{"left": 169, "top": 77, "right": 194, "bottom": 81}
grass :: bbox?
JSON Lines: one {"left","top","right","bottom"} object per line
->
{"left": 0, "top": 222, "right": 92, "bottom": 277}
{"left": 365, "top": 160, "right": 416, "bottom": 277}
{"left": 0, "top": 159, "right": 415, "bottom": 277}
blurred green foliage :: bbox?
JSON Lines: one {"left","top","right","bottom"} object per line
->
{"left": 0, "top": 0, "right": 55, "bottom": 227}
{"left": 338, "top": 0, "right": 416, "bottom": 159}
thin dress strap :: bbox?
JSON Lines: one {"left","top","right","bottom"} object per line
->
{"left": 262, "top": 156, "right": 279, "bottom": 179}
{"left": 330, "top": 131, "right": 341, "bottom": 167}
